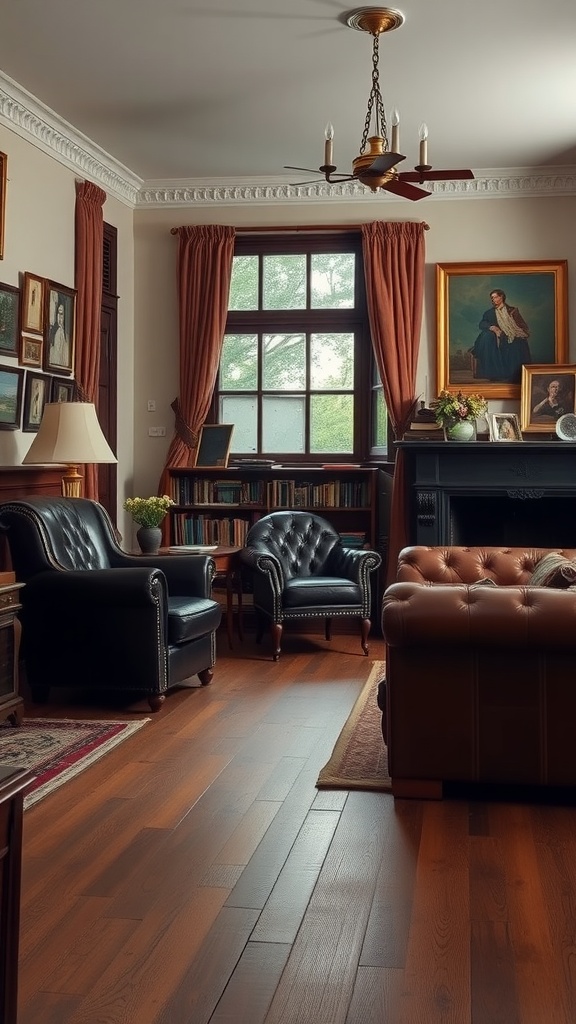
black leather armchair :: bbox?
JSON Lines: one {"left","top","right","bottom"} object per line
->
{"left": 0, "top": 497, "right": 222, "bottom": 712}
{"left": 240, "top": 510, "right": 381, "bottom": 660}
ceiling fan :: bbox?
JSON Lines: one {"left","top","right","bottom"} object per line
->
{"left": 285, "top": 7, "right": 474, "bottom": 202}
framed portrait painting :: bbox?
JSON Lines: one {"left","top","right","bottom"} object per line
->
{"left": 21, "top": 272, "right": 44, "bottom": 333}
{"left": 0, "top": 282, "right": 20, "bottom": 356}
{"left": 23, "top": 371, "right": 49, "bottom": 432}
{"left": 436, "top": 260, "right": 568, "bottom": 400}
{"left": 43, "top": 281, "right": 76, "bottom": 375}
{"left": 50, "top": 376, "right": 75, "bottom": 403}
{"left": 520, "top": 364, "right": 576, "bottom": 433}
{"left": 0, "top": 365, "right": 24, "bottom": 429}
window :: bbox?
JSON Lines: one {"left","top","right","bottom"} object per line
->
{"left": 216, "top": 232, "right": 385, "bottom": 461}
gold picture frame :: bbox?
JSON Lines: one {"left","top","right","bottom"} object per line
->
{"left": 520, "top": 364, "right": 576, "bottom": 433}
{"left": 436, "top": 260, "right": 568, "bottom": 400}
{"left": 21, "top": 272, "right": 45, "bottom": 333}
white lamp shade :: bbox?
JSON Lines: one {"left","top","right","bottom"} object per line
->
{"left": 22, "top": 402, "right": 117, "bottom": 465}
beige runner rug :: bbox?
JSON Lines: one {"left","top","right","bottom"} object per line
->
{"left": 316, "top": 660, "right": 391, "bottom": 791}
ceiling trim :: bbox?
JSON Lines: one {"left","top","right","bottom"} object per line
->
{"left": 1, "top": 71, "right": 575, "bottom": 210}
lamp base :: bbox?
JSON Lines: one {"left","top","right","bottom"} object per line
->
{"left": 61, "top": 465, "right": 83, "bottom": 498}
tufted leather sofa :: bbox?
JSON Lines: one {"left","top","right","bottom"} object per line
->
{"left": 0, "top": 496, "right": 222, "bottom": 712}
{"left": 239, "top": 510, "right": 381, "bottom": 660}
{"left": 381, "top": 545, "right": 576, "bottom": 798}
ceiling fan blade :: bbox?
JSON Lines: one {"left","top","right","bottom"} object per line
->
{"left": 384, "top": 178, "right": 431, "bottom": 201}
{"left": 400, "top": 168, "right": 475, "bottom": 183}
{"left": 367, "top": 152, "right": 405, "bottom": 174}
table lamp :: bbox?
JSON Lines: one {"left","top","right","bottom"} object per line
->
{"left": 22, "top": 402, "right": 117, "bottom": 497}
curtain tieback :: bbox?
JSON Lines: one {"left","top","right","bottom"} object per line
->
{"left": 171, "top": 398, "right": 198, "bottom": 449}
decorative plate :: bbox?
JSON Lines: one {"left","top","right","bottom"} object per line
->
{"left": 556, "top": 413, "right": 576, "bottom": 441}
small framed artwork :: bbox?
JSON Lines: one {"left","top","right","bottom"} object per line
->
{"left": 0, "top": 152, "right": 6, "bottom": 260}
{"left": 50, "top": 376, "right": 75, "bottom": 403}
{"left": 520, "top": 364, "right": 576, "bottom": 433}
{"left": 489, "top": 413, "right": 523, "bottom": 442}
{"left": 19, "top": 332, "right": 43, "bottom": 368}
{"left": 193, "top": 424, "right": 234, "bottom": 467}
{"left": 0, "top": 282, "right": 20, "bottom": 356}
{"left": 23, "top": 371, "right": 49, "bottom": 432}
{"left": 21, "top": 273, "right": 45, "bottom": 333}
{"left": 0, "top": 365, "right": 24, "bottom": 429}
{"left": 43, "top": 281, "right": 76, "bottom": 375}
{"left": 436, "top": 260, "right": 568, "bottom": 400}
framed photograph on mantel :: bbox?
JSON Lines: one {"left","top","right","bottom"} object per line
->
{"left": 520, "top": 364, "right": 576, "bottom": 433}
{"left": 436, "top": 260, "right": 568, "bottom": 400}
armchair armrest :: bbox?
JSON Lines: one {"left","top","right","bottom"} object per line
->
{"left": 326, "top": 545, "right": 381, "bottom": 581}
{"left": 239, "top": 548, "right": 285, "bottom": 593}
{"left": 110, "top": 552, "right": 215, "bottom": 597}
{"left": 23, "top": 567, "right": 167, "bottom": 608}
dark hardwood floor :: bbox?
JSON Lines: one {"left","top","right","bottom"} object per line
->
{"left": 16, "top": 626, "right": 576, "bottom": 1024}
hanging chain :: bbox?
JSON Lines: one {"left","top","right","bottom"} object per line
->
{"left": 359, "top": 33, "right": 389, "bottom": 155}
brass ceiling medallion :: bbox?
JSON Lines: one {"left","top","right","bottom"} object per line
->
{"left": 284, "top": 7, "right": 474, "bottom": 201}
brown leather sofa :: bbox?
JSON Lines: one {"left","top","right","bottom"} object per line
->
{"left": 381, "top": 545, "right": 576, "bottom": 798}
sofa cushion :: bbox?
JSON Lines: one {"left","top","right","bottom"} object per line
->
{"left": 529, "top": 552, "right": 576, "bottom": 588}
{"left": 168, "top": 597, "right": 222, "bottom": 645}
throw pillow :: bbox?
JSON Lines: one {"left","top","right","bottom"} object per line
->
{"left": 529, "top": 553, "right": 576, "bottom": 588}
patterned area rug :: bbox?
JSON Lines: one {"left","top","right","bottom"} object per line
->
{"left": 0, "top": 717, "right": 149, "bottom": 808}
{"left": 317, "top": 661, "right": 391, "bottom": 791}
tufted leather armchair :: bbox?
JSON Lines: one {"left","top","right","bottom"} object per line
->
{"left": 239, "top": 510, "right": 381, "bottom": 661}
{"left": 0, "top": 496, "right": 222, "bottom": 712}
{"left": 381, "top": 545, "right": 576, "bottom": 798}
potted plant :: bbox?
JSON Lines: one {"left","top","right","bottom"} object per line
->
{"left": 123, "top": 494, "right": 175, "bottom": 553}
{"left": 433, "top": 389, "right": 488, "bottom": 441}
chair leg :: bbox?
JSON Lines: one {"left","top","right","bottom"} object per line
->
{"left": 198, "top": 668, "right": 213, "bottom": 686}
{"left": 148, "top": 693, "right": 166, "bottom": 713}
{"left": 271, "top": 623, "right": 283, "bottom": 662}
{"left": 360, "top": 617, "right": 371, "bottom": 655}
{"left": 325, "top": 617, "right": 332, "bottom": 641}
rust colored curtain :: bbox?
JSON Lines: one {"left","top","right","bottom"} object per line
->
{"left": 159, "top": 225, "right": 236, "bottom": 504}
{"left": 362, "top": 220, "right": 426, "bottom": 582}
{"left": 74, "top": 180, "right": 106, "bottom": 500}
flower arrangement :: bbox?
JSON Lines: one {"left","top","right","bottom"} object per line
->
{"left": 433, "top": 389, "right": 487, "bottom": 425}
{"left": 123, "top": 494, "right": 174, "bottom": 528}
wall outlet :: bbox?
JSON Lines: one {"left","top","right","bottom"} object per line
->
{"left": 147, "top": 399, "right": 156, "bottom": 412}
{"left": 148, "top": 426, "right": 166, "bottom": 437}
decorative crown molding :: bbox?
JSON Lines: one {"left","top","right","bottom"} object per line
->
{"left": 1, "top": 71, "right": 576, "bottom": 209}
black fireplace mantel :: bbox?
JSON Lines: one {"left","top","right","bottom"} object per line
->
{"left": 397, "top": 440, "right": 576, "bottom": 547}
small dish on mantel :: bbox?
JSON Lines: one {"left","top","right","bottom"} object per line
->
{"left": 556, "top": 413, "right": 576, "bottom": 441}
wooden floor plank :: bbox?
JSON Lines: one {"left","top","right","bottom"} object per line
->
{"left": 209, "top": 941, "right": 291, "bottom": 1024}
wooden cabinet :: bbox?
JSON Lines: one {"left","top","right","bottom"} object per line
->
{"left": 0, "top": 578, "right": 24, "bottom": 727}
{"left": 167, "top": 466, "right": 379, "bottom": 550}
{"left": 0, "top": 766, "right": 32, "bottom": 1024}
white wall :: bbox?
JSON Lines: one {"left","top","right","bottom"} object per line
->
{"left": 0, "top": 123, "right": 135, "bottom": 535}
{"left": 133, "top": 194, "right": 576, "bottom": 492}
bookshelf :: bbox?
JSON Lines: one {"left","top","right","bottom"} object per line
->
{"left": 167, "top": 466, "right": 379, "bottom": 550}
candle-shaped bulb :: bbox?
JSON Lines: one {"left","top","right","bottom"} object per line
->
{"left": 418, "top": 122, "right": 428, "bottom": 166}
{"left": 390, "top": 109, "right": 400, "bottom": 154}
{"left": 324, "top": 122, "right": 334, "bottom": 167}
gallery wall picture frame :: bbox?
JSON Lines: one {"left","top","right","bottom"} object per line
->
{"left": 520, "top": 363, "right": 576, "bottom": 433}
{"left": 21, "top": 272, "right": 45, "bottom": 333}
{"left": 0, "top": 365, "right": 24, "bottom": 430}
{"left": 50, "top": 376, "right": 76, "bottom": 403}
{"left": 436, "top": 260, "right": 568, "bottom": 401}
{"left": 19, "top": 332, "right": 43, "bottom": 368}
{"left": 0, "top": 282, "right": 20, "bottom": 356}
{"left": 23, "top": 371, "right": 49, "bottom": 432}
{"left": 0, "top": 152, "right": 6, "bottom": 260}
{"left": 43, "top": 280, "right": 76, "bottom": 375}
{"left": 193, "top": 424, "right": 234, "bottom": 467}
{"left": 489, "top": 413, "right": 523, "bottom": 442}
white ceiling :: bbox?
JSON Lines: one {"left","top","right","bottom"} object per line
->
{"left": 0, "top": 0, "right": 575, "bottom": 187}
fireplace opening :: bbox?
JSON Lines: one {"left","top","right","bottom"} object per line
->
{"left": 449, "top": 495, "right": 576, "bottom": 548}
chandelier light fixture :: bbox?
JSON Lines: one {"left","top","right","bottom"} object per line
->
{"left": 286, "top": 6, "right": 474, "bottom": 201}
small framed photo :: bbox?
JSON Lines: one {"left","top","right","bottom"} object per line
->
{"left": 0, "top": 365, "right": 24, "bottom": 430}
{"left": 520, "top": 364, "right": 576, "bottom": 433}
{"left": 23, "top": 371, "right": 49, "bottom": 432}
{"left": 50, "top": 376, "right": 76, "bottom": 403}
{"left": 0, "top": 152, "right": 6, "bottom": 260}
{"left": 0, "top": 281, "right": 20, "bottom": 356}
{"left": 43, "top": 281, "right": 76, "bottom": 375}
{"left": 21, "top": 273, "right": 45, "bottom": 333}
{"left": 19, "top": 332, "right": 43, "bottom": 368}
{"left": 489, "top": 413, "right": 523, "bottom": 442}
